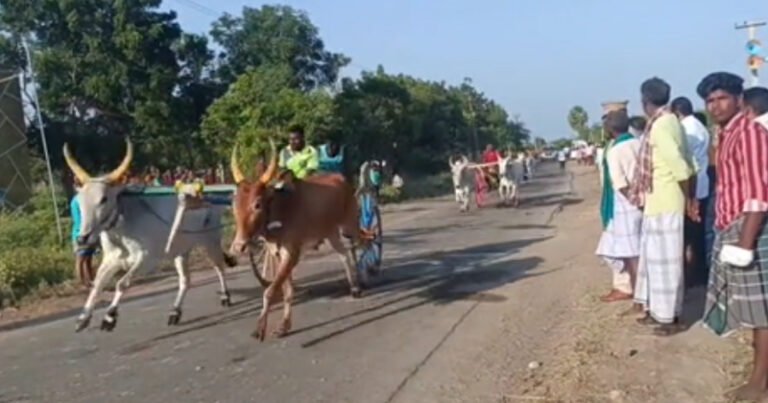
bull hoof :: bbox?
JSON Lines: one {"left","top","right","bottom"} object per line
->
{"left": 273, "top": 322, "right": 291, "bottom": 338}
{"left": 350, "top": 287, "right": 363, "bottom": 298}
{"left": 167, "top": 308, "right": 182, "bottom": 326}
{"left": 251, "top": 317, "right": 268, "bottom": 342}
{"left": 100, "top": 308, "right": 118, "bottom": 332}
{"left": 219, "top": 291, "right": 232, "bottom": 307}
{"left": 75, "top": 314, "right": 91, "bottom": 333}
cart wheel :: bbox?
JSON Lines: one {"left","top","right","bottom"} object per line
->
{"left": 248, "top": 238, "right": 274, "bottom": 283}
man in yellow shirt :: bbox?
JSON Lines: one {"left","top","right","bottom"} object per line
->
{"left": 631, "top": 77, "right": 695, "bottom": 336}
{"left": 278, "top": 127, "right": 319, "bottom": 180}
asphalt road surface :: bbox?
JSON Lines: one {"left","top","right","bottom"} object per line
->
{"left": 0, "top": 162, "right": 573, "bottom": 403}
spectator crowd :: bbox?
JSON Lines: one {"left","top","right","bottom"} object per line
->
{"left": 595, "top": 72, "right": 768, "bottom": 402}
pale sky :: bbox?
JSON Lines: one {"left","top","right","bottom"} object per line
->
{"left": 162, "top": 0, "right": 766, "bottom": 140}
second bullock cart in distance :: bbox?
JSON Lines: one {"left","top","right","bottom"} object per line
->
{"left": 186, "top": 161, "right": 385, "bottom": 289}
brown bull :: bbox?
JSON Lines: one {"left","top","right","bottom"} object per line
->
{"left": 229, "top": 139, "right": 362, "bottom": 341}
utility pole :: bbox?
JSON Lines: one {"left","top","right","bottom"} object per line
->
{"left": 736, "top": 20, "right": 767, "bottom": 86}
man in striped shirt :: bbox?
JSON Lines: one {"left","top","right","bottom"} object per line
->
{"left": 698, "top": 72, "right": 768, "bottom": 401}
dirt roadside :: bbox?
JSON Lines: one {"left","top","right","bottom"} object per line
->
{"left": 500, "top": 167, "right": 749, "bottom": 403}
{"left": 415, "top": 166, "right": 749, "bottom": 403}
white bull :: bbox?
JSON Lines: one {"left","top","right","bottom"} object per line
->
{"left": 498, "top": 153, "right": 525, "bottom": 207}
{"left": 64, "top": 139, "right": 254, "bottom": 332}
{"left": 449, "top": 155, "right": 474, "bottom": 212}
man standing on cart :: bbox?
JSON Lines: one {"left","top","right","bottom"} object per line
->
{"left": 267, "top": 127, "right": 319, "bottom": 236}
{"left": 482, "top": 144, "right": 501, "bottom": 188}
{"left": 279, "top": 126, "right": 319, "bottom": 179}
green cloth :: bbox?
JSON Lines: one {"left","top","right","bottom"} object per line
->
{"left": 600, "top": 133, "right": 634, "bottom": 228}
{"left": 279, "top": 145, "right": 319, "bottom": 179}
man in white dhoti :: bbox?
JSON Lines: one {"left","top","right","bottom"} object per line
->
{"left": 628, "top": 77, "right": 696, "bottom": 335}
{"left": 596, "top": 104, "right": 642, "bottom": 303}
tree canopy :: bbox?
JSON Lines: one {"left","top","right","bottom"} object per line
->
{"left": 0, "top": 0, "right": 533, "bottom": 180}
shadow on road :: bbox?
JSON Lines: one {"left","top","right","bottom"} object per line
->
{"left": 678, "top": 285, "right": 707, "bottom": 332}
{"left": 386, "top": 222, "right": 475, "bottom": 247}
{"left": 120, "top": 236, "right": 554, "bottom": 354}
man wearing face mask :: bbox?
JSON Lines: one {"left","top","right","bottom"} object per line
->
{"left": 698, "top": 72, "right": 768, "bottom": 401}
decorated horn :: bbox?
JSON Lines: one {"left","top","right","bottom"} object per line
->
{"left": 62, "top": 143, "right": 92, "bottom": 184}
{"left": 105, "top": 138, "right": 134, "bottom": 183}
{"left": 230, "top": 144, "right": 246, "bottom": 184}
{"left": 259, "top": 138, "right": 278, "bottom": 184}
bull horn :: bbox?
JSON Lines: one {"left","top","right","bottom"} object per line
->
{"left": 259, "top": 138, "right": 278, "bottom": 184}
{"left": 62, "top": 143, "right": 92, "bottom": 184}
{"left": 449, "top": 156, "right": 455, "bottom": 166}
{"left": 105, "top": 138, "right": 134, "bottom": 183}
{"left": 230, "top": 144, "right": 246, "bottom": 184}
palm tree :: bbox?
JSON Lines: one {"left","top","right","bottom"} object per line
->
{"left": 567, "top": 106, "right": 589, "bottom": 140}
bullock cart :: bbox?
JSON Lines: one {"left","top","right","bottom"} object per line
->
{"left": 165, "top": 175, "right": 385, "bottom": 289}
{"left": 466, "top": 161, "right": 505, "bottom": 208}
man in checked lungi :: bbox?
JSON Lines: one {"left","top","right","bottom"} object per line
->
{"left": 698, "top": 72, "right": 768, "bottom": 402}
{"left": 595, "top": 103, "right": 643, "bottom": 304}
{"left": 629, "top": 77, "right": 696, "bottom": 335}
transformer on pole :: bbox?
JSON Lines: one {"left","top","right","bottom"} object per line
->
{"left": 736, "top": 21, "right": 767, "bottom": 86}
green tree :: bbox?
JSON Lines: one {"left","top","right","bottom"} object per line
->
{"left": 533, "top": 137, "right": 547, "bottom": 149}
{"left": 567, "top": 105, "right": 589, "bottom": 140}
{"left": 551, "top": 138, "right": 572, "bottom": 150}
{"left": 334, "top": 69, "right": 412, "bottom": 170}
{"left": 201, "top": 64, "right": 336, "bottom": 167}
{"left": 169, "top": 33, "right": 225, "bottom": 167}
{"left": 211, "top": 5, "right": 349, "bottom": 90}
{"left": 588, "top": 123, "right": 604, "bottom": 145}
{"left": 0, "top": 0, "right": 185, "bottom": 172}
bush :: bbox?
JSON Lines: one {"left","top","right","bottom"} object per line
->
{"left": 0, "top": 186, "right": 74, "bottom": 306}
{"left": 379, "top": 173, "right": 451, "bottom": 204}
{"left": 0, "top": 247, "right": 72, "bottom": 307}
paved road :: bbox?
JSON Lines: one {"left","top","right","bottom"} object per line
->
{"left": 0, "top": 163, "right": 572, "bottom": 403}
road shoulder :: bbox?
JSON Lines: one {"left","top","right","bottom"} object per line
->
{"left": 395, "top": 167, "right": 746, "bottom": 403}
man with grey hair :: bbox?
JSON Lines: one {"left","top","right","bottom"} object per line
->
{"left": 596, "top": 107, "right": 642, "bottom": 304}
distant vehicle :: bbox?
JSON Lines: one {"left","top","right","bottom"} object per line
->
{"left": 539, "top": 149, "right": 556, "bottom": 160}
{"left": 572, "top": 139, "right": 588, "bottom": 149}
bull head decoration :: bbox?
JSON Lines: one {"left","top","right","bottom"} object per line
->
{"left": 63, "top": 138, "right": 133, "bottom": 246}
